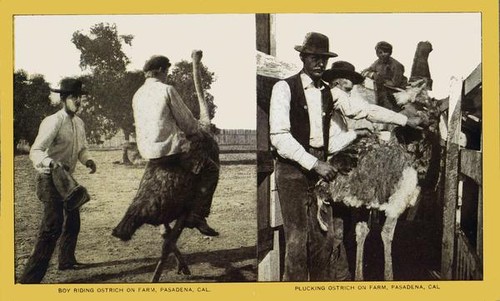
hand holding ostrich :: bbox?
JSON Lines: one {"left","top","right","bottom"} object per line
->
{"left": 315, "top": 42, "right": 440, "bottom": 280}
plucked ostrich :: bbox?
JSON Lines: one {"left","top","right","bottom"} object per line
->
{"left": 315, "top": 83, "right": 440, "bottom": 280}
{"left": 314, "top": 42, "right": 441, "bottom": 281}
{"left": 112, "top": 50, "right": 220, "bottom": 281}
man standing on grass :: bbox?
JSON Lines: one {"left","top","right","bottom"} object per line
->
{"left": 20, "top": 78, "right": 97, "bottom": 284}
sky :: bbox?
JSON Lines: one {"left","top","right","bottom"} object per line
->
{"left": 14, "top": 14, "right": 257, "bottom": 129}
{"left": 272, "top": 13, "right": 481, "bottom": 100}
{"left": 15, "top": 13, "right": 481, "bottom": 129}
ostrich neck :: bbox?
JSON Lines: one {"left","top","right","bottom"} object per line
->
{"left": 192, "top": 56, "right": 211, "bottom": 129}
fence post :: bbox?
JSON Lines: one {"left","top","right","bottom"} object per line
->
{"left": 441, "top": 76, "right": 463, "bottom": 279}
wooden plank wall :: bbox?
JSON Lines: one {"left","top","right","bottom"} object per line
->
{"left": 441, "top": 77, "right": 463, "bottom": 279}
{"left": 441, "top": 63, "right": 483, "bottom": 280}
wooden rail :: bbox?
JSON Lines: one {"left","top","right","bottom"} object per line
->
{"left": 441, "top": 63, "right": 482, "bottom": 280}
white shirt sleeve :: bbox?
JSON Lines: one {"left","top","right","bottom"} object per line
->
{"left": 328, "top": 130, "right": 357, "bottom": 155}
{"left": 77, "top": 120, "right": 91, "bottom": 165}
{"left": 29, "top": 116, "right": 58, "bottom": 170}
{"left": 269, "top": 80, "right": 318, "bottom": 170}
{"left": 333, "top": 87, "right": 408, "bottom": 126}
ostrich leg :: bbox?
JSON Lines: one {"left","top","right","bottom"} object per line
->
{"left": 161, "top": 224, "right": 191, "bottom": 275}
{"left": 381, "top": 216, "right": 398, "bottom": 281}
{"left": 354, "top": 221, "right": 370, "bottom": 281}
{"left": 151, "top": 215, "right": 187, "bottom": 282}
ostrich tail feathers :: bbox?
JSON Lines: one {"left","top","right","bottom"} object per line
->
{"left": 112, "top": 203, "right": 145, "bottom": 241}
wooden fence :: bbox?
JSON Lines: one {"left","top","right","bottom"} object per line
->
{"left": 91, "top": 129, "right": 256, "bottom": 151}
{"left": 214, "top": 129, "right": 256, "bottom": 150}
{"left": 441, "top": 63, "right": 482, "bottom": 280}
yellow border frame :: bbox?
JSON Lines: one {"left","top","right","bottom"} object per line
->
{"left": 1, "top": 1, "right": 498, "bottom": 301}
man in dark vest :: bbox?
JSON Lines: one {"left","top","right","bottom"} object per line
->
{"left": 270, "top": 33, "right": 422, "bottom": 281}
{"left": 269, "top": 32, "right": 344, "bottom": 281}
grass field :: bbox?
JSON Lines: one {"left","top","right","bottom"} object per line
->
{"left": 14, "top": 150, "right": 257, "bottom": 283}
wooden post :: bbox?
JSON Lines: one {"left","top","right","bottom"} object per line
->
{"left": 440, "top": 77, "right": 463, "bottom": 280}
{"left": 256, "top": 13, "right": 284, "bottom": 281}
{"left": 256, "top": 14, "right": 274, "bottom": 263}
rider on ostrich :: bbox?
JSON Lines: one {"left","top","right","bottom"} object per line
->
{"left": 112, "top": 54, "right": 219, "bottom": 239}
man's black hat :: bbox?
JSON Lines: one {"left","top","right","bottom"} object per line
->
{"left": 294, "top": 32, "right": 338, "bottom": 58}
{"left": 322, "top": 61, "right": 364, "bottom": 84}
{"left": 51, "top": 78, "right": 88, "bottom": 95}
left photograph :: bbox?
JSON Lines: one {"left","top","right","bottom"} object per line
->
{"left": 13, "top": 14, "right": 257, "bottom": 283}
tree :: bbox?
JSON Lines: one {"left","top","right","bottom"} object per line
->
{"left": 72, "top": 23, "right": 139, "bottom": 162}
{"left": 72, "top": 23, "right": 218, "bottom": 163}
{"left": 13, "top": 70, "right": 56, "bottom": 152}
{"left": 167, "top": 60, "right": 217, "bottom": 122}
{"left": 72, "top": 23, "right": 132, "bottom": 75}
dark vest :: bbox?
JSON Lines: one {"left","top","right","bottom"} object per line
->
{"left": 282, "top": 73, "right": 333, "bottom": 161}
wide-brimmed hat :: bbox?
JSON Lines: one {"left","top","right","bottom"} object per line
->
{"left": 294, "top": 32, "right": 338, "bottom": 57}
{"left": 51, "top": 78, "right": 88, "bottom": 95}
{"left": 322, "top": 61, "right": 364, "bottom": 84}
{"left": 143, "top": 55, "right": 171, "bottom": 72}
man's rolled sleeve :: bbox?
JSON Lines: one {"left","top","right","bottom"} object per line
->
{"left": 269, "top": 80, "right": 318, "bottom": 171}
{"left": 363, "top": 104, "right": 408, "bottom": 126}
{"left": 270, "top": 133, "right": 318, "bottom": 170}
{"left": 29, "top": 117, "right": 58, "bottom": 170}
{"left": 333, "top": 88, "right": 408, "bottom": 126}
{"left": 78, "top": 126, "right": 91, "bottom": 165}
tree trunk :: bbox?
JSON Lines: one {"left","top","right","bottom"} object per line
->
{"left": 122, "top": 129, "right": 132, "bottom": 165}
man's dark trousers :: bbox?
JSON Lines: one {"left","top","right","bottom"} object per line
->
{"left": 19, "top": 173, "right": 80, "bottom": 284}
{"left": 276, "top": 148, "right": 348, "bottom": 281}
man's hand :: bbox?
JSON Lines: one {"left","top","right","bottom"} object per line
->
{"left": 405, "top": 116, "right": 426, "bottom": 130}
{"left": 85, "top": 160, "right": 97, "bottom": 174}
{"left": 49, "top": 160, "right": 69, "bottom": 171}
{"left": 406, "top": 116, "right": 421, "bottom": 128}
{"left": 312, "top": 160, "right": 337, "bottom": 182}
{"left": 361, "top": 70, "right": 375, "bottom": 79}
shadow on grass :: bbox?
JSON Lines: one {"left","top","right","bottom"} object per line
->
{"left": 113, "top": 159, "right": 256, "bottom": 168}
{"left": 64, "top": 245, "right": 257, "bottom": 283}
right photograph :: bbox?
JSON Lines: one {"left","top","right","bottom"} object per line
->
{"left": 256, "top": 13, "right": 482, "bottom": 282}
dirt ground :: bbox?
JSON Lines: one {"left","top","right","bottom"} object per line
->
{"left": 14, "top": 150, "right": 257, "bottom": 283}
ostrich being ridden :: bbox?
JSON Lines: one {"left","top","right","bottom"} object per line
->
{"left": 314, "top": 41, "right": 442, "bottom": 281}
{"left": 112, "top": 50, "right": 220, "bottom": 281}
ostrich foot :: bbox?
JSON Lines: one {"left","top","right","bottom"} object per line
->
{"left": 381, "top": 216, "right": 398, "bottom": 281}
{"left": 172, "top": 246, "right": 191, "bottom": 275}
{"left": 161, "top": 224, "right": 191, "bottom": 275}
{"left": 152, "top": 218, "right": 186, "bottom": 282}
{"left": 355, "top": 221, "right": 370, "bottom": 281}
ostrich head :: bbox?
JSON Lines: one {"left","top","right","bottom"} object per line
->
{"left": 397, "top": 80, "right": 441, "bottom": 135}
{"left": 392, "top": 81, "right": 442, "bottom": 182}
